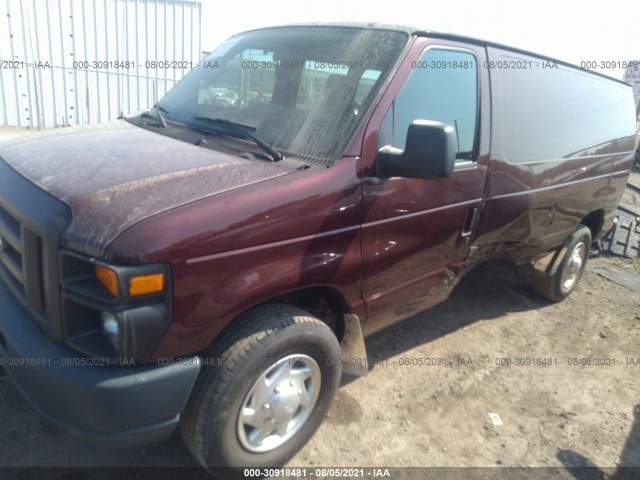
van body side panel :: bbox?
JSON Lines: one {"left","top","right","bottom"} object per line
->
{"left": 602, "top": 169, "right": 635, "bottom": 233}
{"left": 108, "top": 157, "right": 365, "bottom": 360}
{"left": 471, "top": 46, "right": 636, "bottom": 264}
{"left": 474, "top": 158, "right": 619, "bottom": 262}
{"left": 360, "top": 38, "right": 491, "bottom": 335}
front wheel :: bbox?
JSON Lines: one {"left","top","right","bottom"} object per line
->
{"left": 180, "top": 304, "right": 342, "bottom": 476}
{"left": 532, "top": 225, "right": 592, "bottom": 302}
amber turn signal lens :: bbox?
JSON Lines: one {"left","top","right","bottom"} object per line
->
{"left": 129, "top": 274, "right": 164, "bottom": 296}
{"left": 95, "top": 265, "right": 118, "bottom": 296}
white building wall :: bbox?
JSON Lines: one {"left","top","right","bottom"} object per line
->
{"left": 0, "top": 0, "right": 202, "bottom": 128}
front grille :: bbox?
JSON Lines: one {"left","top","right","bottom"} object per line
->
{"left": 0, "top": 159, "right": 72, "bottom": 340}
{"left": 0, "top": 203, "right": 46, "bottom": 322}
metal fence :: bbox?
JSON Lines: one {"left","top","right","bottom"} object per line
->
{"left": 0, "top": 0, "right": 202, "bottom": 128}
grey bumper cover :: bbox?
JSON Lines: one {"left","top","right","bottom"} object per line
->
{"left": 0, "top": 280, "right": 201, "bottom": 447}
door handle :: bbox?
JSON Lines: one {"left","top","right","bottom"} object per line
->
{"left": 461, "top": 207, "right": 479, "bottom": 244}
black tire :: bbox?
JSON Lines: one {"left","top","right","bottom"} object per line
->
{"left": 532, "top": 225, "right": 592, "bottom": 302}
{"left": 180, "top": 304, "right": 342, "bottom": 477}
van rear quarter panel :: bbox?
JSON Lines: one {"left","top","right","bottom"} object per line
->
{"left": 472, "top": 46, "right": 636, "bottom": 263}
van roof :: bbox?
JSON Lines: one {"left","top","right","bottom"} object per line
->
{"left": 247, "top": 22, "right": 629, "bottom": 86}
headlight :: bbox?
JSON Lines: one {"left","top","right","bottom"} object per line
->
{"left": 100, "top": 311, "right": 119, "bottom": 348}
{"left": 95, "top": 265, "right": 118, "bottom": 296}
{"left": 61, "top": 251, "right": 172, "bottom": 364}
{"left": 95, "top": 265, "right": 165, "bottom": 298}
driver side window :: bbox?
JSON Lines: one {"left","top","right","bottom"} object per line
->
{"left": 378, "top": 48, "right": 479, "bottom": 161}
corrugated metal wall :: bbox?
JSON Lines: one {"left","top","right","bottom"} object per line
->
{"left": 0, "top": 0, "right": 202, "bottom": 128}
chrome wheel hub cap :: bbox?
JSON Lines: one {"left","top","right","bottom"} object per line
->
{"left": 561, "top": 242, "right": 586, "bottom": 290}
{"left": 237, "top": 354, "right": 321, "bottom": 452}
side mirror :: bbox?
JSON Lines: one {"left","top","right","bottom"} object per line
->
{"left": 376, "top": 120, "right": 457, "bottom": 179}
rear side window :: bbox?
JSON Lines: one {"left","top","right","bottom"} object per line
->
{"left": 380, "top": 48, "right": 479, "bottom": 161}
{"left": 489, "top": 47, "right": 636, "bottom": 163}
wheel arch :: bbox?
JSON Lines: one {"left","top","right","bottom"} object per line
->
{"left": 203, "top": 285, "right": 351, "bottom": 354}
{"left": 260, "top": 285, "right": 350, "bottom": 341}
{"left": 200, "top": 284, "right": 368, "bottom": 377}
{"left": 580, "top": 209, "right": 605, "bottom": 241}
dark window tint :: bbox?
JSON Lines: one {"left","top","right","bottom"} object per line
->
{"left": 383, "top": 48, "right": 478, "bottom": 161}
{"left": 490, "top": 48, "right": 636, "bottom": 163}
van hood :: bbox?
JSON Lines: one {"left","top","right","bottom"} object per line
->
{"left": 0, "top": 120, "right": 291, "bottom": 256}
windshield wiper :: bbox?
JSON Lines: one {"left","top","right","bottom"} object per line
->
{"left": 141, "top": 104, "right": 168, "bottom": 128}
{"left": 192, "top": 116, "right": 283, "bottom": 161}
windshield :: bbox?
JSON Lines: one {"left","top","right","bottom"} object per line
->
{"left": 157, "top": 26, "right": 409, "bottom": 165}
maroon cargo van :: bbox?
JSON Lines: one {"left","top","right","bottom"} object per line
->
{"left": 0, "top": 23, "right": 637, "bottom": 473}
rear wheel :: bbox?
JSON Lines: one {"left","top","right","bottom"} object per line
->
{"left": 180, "top": 304, "right": 342, "bottom": 477}
{"left": 532, "top": 225, "right": 591, "bottom": 302}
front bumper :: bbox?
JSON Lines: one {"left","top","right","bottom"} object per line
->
{"left": 0, "top": 280, "right": 201, "bottom": 447}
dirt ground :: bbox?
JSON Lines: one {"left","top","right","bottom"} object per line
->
{"left": 1, "top": 254, "right": 639, "bottom": 480}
